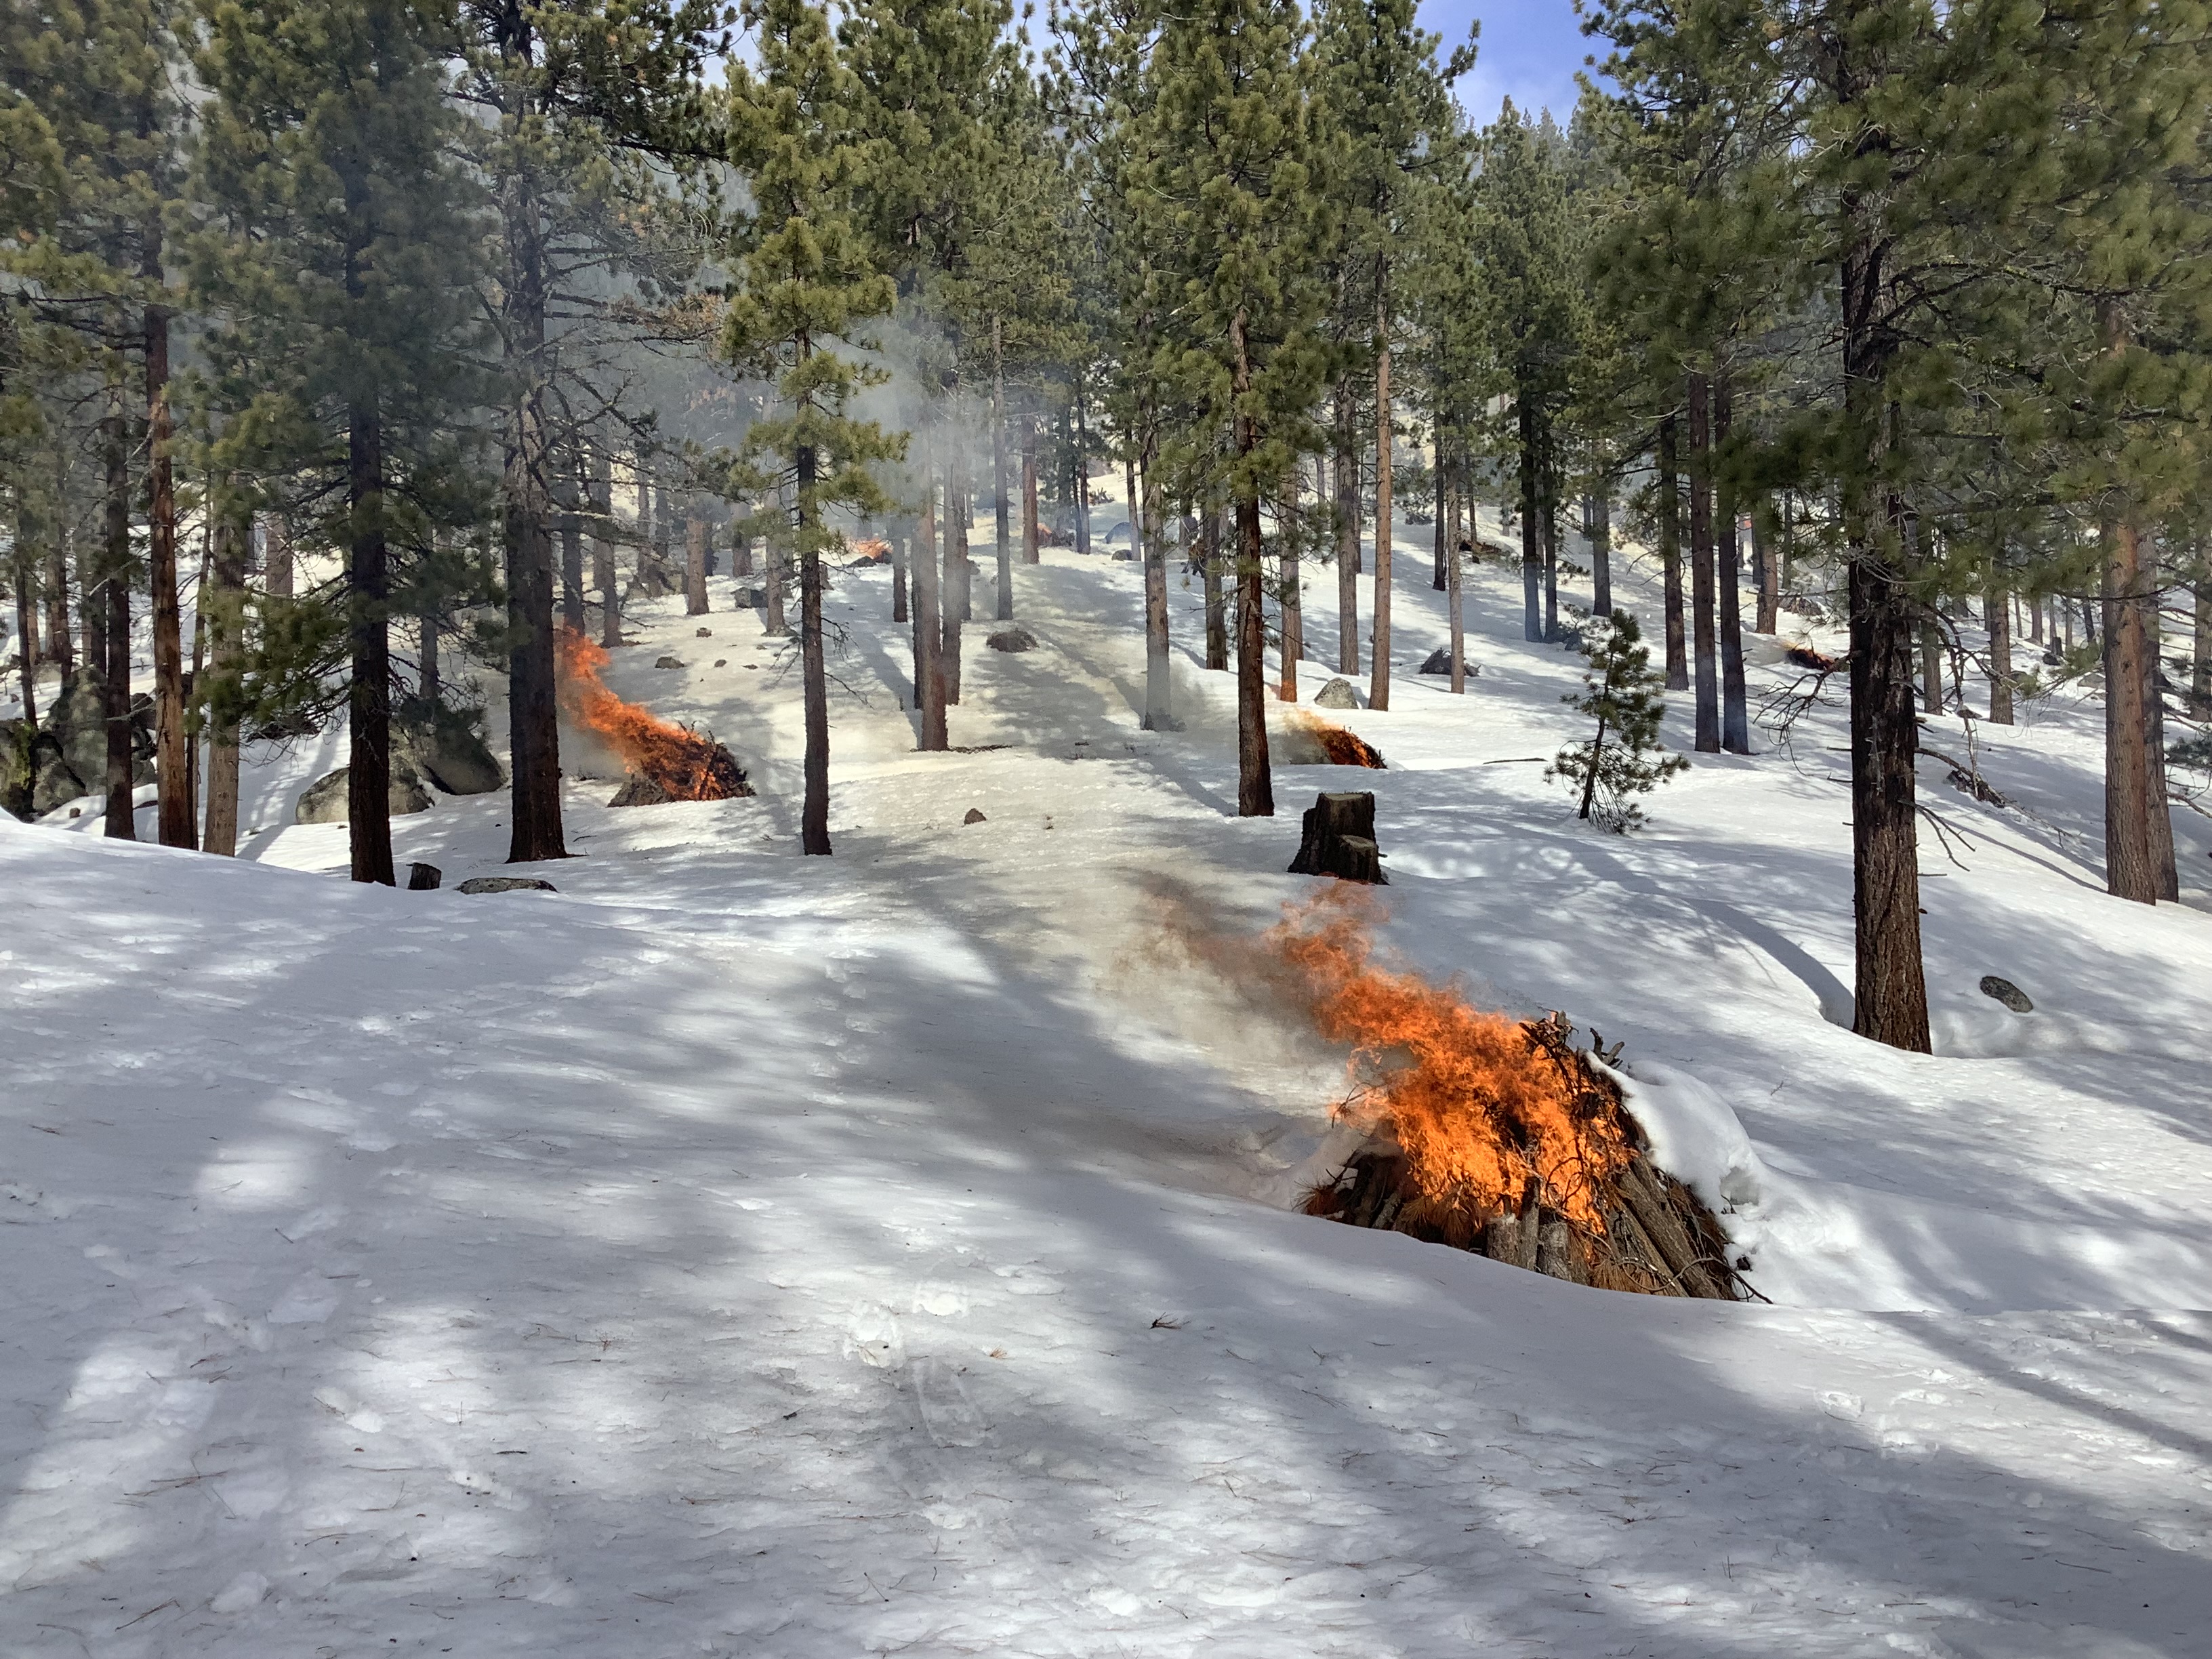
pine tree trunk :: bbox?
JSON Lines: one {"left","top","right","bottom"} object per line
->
{"left": 1592, "top": 488, "right": 1614, "bottom": 619}
{"left": 798, "top": 441, "right": 830, "bottom": 856}
{"left": 1431, "top": 462, "right": 1447, "bottom": 592}
{"left": 421, "top": 592, "right": 440, "bottom": 705}
{"left": 1716, "top": 374, "right": 1750, "bottom": 754}
{"left": 942, "top": 453, "right": 965, "bottom": 703}
{"left": 348, "top": 403, "right": 396, "bottom": 886}
{"left": 1920, "top": 615, "right": 1943, "bottom": 714}
{"left": 2193, "top": 577, "right": 2210, "bottom": 714}
{"left": 653, "top": 480, "right": 674, "bottom": 596}
{"left": 1073, "top": 380, "right": 1092, "bottom": 558}
{"left": 1335, "top": 391, "right": 1359, "bottom": 673}
{"left": 1687, "top": 372, "right": 1719, "bottom": 753}
{"left": 891, "top": 530, "right": 909, "bottom": 623}
{"left": 1143, "top": 455, "right": 1172, "bottom": 729}
{"left": 2146, "top": 597, "right": 2178, "bottom": 901}
{"left": 1231, "top": 308, "right": 1273, "bottom": 818}
{"left": 1369, "top": 282, "right": 1393, "bottom": 712}
{"left": 44, "top": 449, "right": 71, "bottom": 674}
{"left": 1020, "top": 410, "right": 1040, "bottom": 565}
{"left": 558, "top": 453, "right": 585, "bottom": 634}
{"left": 915, "top": 475, "right": 946, "bottom": 750}
{"left": 501, "top": 167, "right": 565, "bottom": 866}
{"left": 1279, "top": 486, "right": 1301, "bottom": 703}
{"left": 100, "top": 400, "right": 134, "bottom": 840}
{"left": 14, "top": 545, "right": 39, "bottom": 731}
{"left": 203, "top": 501, "right": 246, "bottom": 857}
{"left": 145, "top": 300, "right": 193, "bottom": 848}
{"left": 1847, "top": 541, "right": 1931, "bottom": 1050}
{"left": 592, "top": 446, "right": 618, "bottom": 647}
{"left": 993, "top": 320, "right": 1013, "bottom": 619}
{"left": 1752, "top": 501, "right": 1778, "bottom": 634}
{"left": 1987, "top": 572, "right": 2013, "bottom": 724}
{"left": 1658, "top": 413, "right": 1687, "bottom": 690}
{"left": 185, "top": 529, "right": 207, "bottom": 837}
{"left": 1541, "top": 443, "right": 1559, "bottom": 644}
{"left": 265, "top": 511, "right": 293, "bottom": 598}
{"left": 1448, "top": 458, "right": 1466, "bottom": 695}
{"left": 2102, "top": 510, "right": 2158, "bottom": 903}
{"left": 1203, "top": 507, "right": 1227, "bottom": 670}
{"left": 1518, "top": 392, "right": 1541, "bottom": 644}
{"left": 762, "top": 489, "right": 787, "bottom": 636}
{"left": 684, "top": 504, "right": 710, "bottom": 616}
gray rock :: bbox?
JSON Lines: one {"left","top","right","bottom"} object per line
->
{"left": 1313, "top": 677, "right": 1362, "bottom": 710}
{"left": 1979, "top": 975, "right": 2033, "bottom": 1014}
{"left": 695, "top": 628, "right": 712, "bottom": 638}
{"left": 406, "top": 861, "right": 442, "bottom": 890}
{"left": 457, "top": 876, "right": 558, "bottom": 895}
{"left": 295, "top": 762, "right": 432, "bottom": 825}
{"left": 963, "top": 807, "right": 987, "bottom": 824}
{"left": 735, "top": 588, "right": 767, "bottom": 609}
{"left": 987, "top": 628, "right": 1037, "bottom": 653}
{"left": 394, "top": 717, "right": 502, "bottom": 796}
{"left": 1417, "top": 647, "right": 1478, "bottom": 678}
{"left": 655, "top": 655, "right": 685, "bottom": 670}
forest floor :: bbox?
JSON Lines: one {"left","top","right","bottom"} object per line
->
{"left": 6, "top": 486, "right": 2212, "bottom": 1658}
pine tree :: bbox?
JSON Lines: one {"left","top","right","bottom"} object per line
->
{"left": 1548, "top": 609, "right": 1687, "bottom": 831}
{"left": 721, "top": 0, "right": 903, "bottom": 857}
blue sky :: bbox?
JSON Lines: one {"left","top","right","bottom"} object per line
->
{"left": 1419, "top": 0, "right": 1601, "bottom": 126}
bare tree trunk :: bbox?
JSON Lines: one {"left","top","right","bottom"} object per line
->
{"left": 1752, "top": 499, "right": 1778, "bottom": 634}
{"left": 591, "top": 446, "right": 618, "bottom": 648}
{"left": 1920, "top": 616, "right": 1943, "bottom": 714}
{"left": 1717, "top": 374, "right": 1750, "bottom": 753}
{"left": 420, "top": 581, "right": 441, "bottom": 705}
{"left": 1279, "top": 487, "right": 1301, "bottom": 703}
{"left": 1202, "top": 506, "right": 1227, "bottom": 670}
{"left": 1849, "top": 536, "right": 1930, "bottom": 1050}
{"left": 942, "top": 452, "right": 966, "bottom": 702}
{"left": 1431, "top": 458, "right": 1446, "bottom": 592}
{"left": 1518, "top": 393, "right": 1542, "bottom": 643}
{"left": 1020, "top": 410, "right": 1039, "bottom": 565}
{"left": 186, "top": 527, "right": 208, "bottom": 834}
{"left": 348, "top": 402, "right": 396, "bottom": 886}
{"left": 558, "top": 451, "right": 585, "bottom": 634}
{"left": 145, "top": 299, "right": 192, "bottom": 848}
{"left": 1659, "top": 413, "right": 1687, "bottom": 690}
{"left": 993, "top": 318, "right": 1012, "bottom": 619}
{"left": 264, "top": 511, "right": 293, "bottom": 598}
{"left": 1541, "top": 450, "right": 1559, "bottom": 644}
{"left": 13, "top": 542, "right": 39, "bottom": 731}
{"left": 1987, "top": 569, "right": 2013, "bottom": 725}
{"left": 1143, "top": 455, "right": 1172, "bottom": 728}
{"left": 1591, "top": 487, "right": 1614, "bottom": 619}
{"left": 653, "top": 479, "right": 674, "bottom": 596}
{"left": 2146, "top": 596, "right": 2178, "bottom": 901}
{"left": 891, "top": 529, "right": 908, "bottom": 623}
{"left": 2103, "top": 508, "right": 2158, "bottom": 903}
{"left": 100, "top": 398, "right": 134, "bottom": 840}
{"left": 1369, "top": 286, "right": 1393, "bottom": 712}
{"left": 2194, "top": 576, "right": 2210, "bottom": 713}
{"left": 684, "top": 503, "right": 710, "bottom": 616}
{"left": 203, "top": 495, "right": 246, "bottom": 857}
{"left": 797, "top": 441, "right": 830, "bottom": 856}
{"left": 1232, "top": 309, "right": 1273, "bottom": 817}
{"left": 1687, "top": 371, "right": 1719, "bottom": 752}
{"left": 763, "top": 488, "right": 788, "bottom": 637}
{"left": 45, "top": 443, "right": 72, "bottom": 676}
{"left": 1448, "top": 454, "right": 1466, "bottom": 695}
{"left": 1335, "top": 391, "right": 1359, "bottom": 674}
{"left": 1073, "top": 380, "right": 1092, "bottom": 558}
{"left": 915, "top": 474, "right": 946, "bottom": 750}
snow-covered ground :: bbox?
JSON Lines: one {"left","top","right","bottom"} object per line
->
{"left": 5, "top": 484, "right": 2211, "bottom": 1657}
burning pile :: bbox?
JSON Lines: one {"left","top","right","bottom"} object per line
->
{"left": 1274, "top": 889, "right": 1746, "bottom": 1299}
{"left": 1287, "top": 710, "right": 1387, "bottom": 769}
{"left": 555, "top": 630, "right": 752, "bottom": 806}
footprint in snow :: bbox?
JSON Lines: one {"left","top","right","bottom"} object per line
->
{"left": 846, "top": 1303, "right": 906, "bottom": 1371}
{"left": 268, "top": 1275, "right": 342, "bottom": 1325}
{"left": 209, "top": 1570, "right": 270, "bottom": 1613}
{"left": 313, "top": 1385, "right": 385, "bottom": 1433}
{"left": 909, "top": 1357, "right": 988, "bottom": 1447}
{"left": 912, "top": 1280, "right": 968, "bottom": 1317}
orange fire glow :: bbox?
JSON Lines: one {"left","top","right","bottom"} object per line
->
{"left": 1267, "top": 888, "right": 1633, "bottom": 1229}
{"left": 554, "top": 630, "right": 747, "bottom": 800}
{"left": 1289, "top": 710, "right": 1386, "bottom": 769}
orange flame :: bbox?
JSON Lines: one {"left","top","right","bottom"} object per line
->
{"left": 1289, "top": 709, "right": 1387, "bottom": 769}
{"left": 1267, "top": 887, "right": 1631, "bottom": 1229}
{"left": 554, "top": 629, "right": 746, "bottom": 800}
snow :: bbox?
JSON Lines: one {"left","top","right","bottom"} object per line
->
{"left": 4, "top": 480, "right": 2211, "bottom": 1657}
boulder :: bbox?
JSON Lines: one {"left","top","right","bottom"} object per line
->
{"left": 1313, "top": 677, "right": 1362, "bottom": 710}
{"left": 695, "top": 628, "right": 712, "bottom": 638}
{"left": 1979, "top": 975, "right": 2033, "bottom": 1014}
{"left": 393, "top": 708, "right": 502, "bottom": 796}
{"left": 457, "top": 876, "right": 558, "bottom": 895}
{"left": 735, "top": 588, "right": 768, "bottom": 610}
{"left": 963, "top": 807, "right": 987, "bottom": 825}
{"left": 655, "top": 655, "right": 685, "bottom": 670}
{"left": 1416, "top": 648, "right": 1477, "bottom": 678}
{"left": 295, "top": 762, "right": 432, "bottom": 825}
{"left": 987, "top": 628, "right": 1037, "bottom": 653}
{"left": 406, "top": 862, "right": 442, "bottom": 890}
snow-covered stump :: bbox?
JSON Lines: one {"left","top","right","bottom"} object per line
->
{"left": 1303, "top": 1019, "right": 1750, "bottom": 1300}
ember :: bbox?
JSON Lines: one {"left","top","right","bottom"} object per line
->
{"left": 556, "top": 630, "right": 752, "bottom": 803}
{"left": 1271, "top": 888, "right": 1746, "bottom": 1298}
{"left": 1287, "top": 710, "right": 1387, "bottom": 769}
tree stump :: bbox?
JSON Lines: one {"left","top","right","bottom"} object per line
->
{"left": 1288, "top": 791, "right": 1387, "bottom": 885}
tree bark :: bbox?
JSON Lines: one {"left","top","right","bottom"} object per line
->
{"left": 993, "top": 319, "right": 1013, "bottom": 619}
{"left": 684, "top": 503, "right": 710, "bottom": 616}
{"left": 558, "top": 451, "right": 585, "bottom": 633}
{"left": 203, "top": 498, "right": 246, "bottom": 857}
{"left": 14, "top": 537, "right": 39, "bottom": 731}
{"left": 348, "top": 402, "right": 396, "bottom": 886}
{"left": 1716, "top": 373, "right": 1750, "bottom": 754}
{"left": 1591, "top": 488, "right": 1614, "bottom": 619}
{"left": 145, "top": 300, "right": 192, "bottom": 848}
{"left": 914, "top": 476, "right": 945, "bottom": 748}
{"left": 1431, "top": 460, "right": 1447, "bottom": 592}
{"left": 762, "top": 487, "right": 787, "bottom": 636}
{"left": 2193, "top": 576, "right": 2210, "bottom": 714}
{"left": 1752, "top": 499, "right": 1778, "bottom": 634}
{"left": 501, "top": 167, "right": 565, "bottom": 866}
{"left": 1687, "top": 371, "right": 1719, "bottom": 753}
{"left": 891, "top": 529, "right": 909, "bottom": 623}
{"left": 1278, "top": 486, "right": 1301, "bottom": 703}
{"left": 1987, "top": 571, "right": 2013, "bottom": 724}
{"left": 1658, "top": 413, "right": 1687, "bottom": 690}
{"left": 1848, "top": 542, "right": 1930, "bottom": 1050}
{"left": 1541, "top": 443, "right": 1559, "bottom": 644}
{"left": 1073, "top": 378, "right": 1092, "bottom": 558}
{"left": 1143, "top": 454, "right": 1172, "bottom": 728}
{"left": 100, "top": 399, "right": 134, "bottom": 839}
{"left": 797, "top": 441, "right": 830, "bottom": 856}
{"left": 1020, "top": 409, "right": 1040, "bottom": 565}
{"left": 1203, "top": 506, "right": 1227, "bottom": 670}
{"left": 591, "top": 445, "right": 618, "bottom": 647}
{"left": 942, "top": 451, "right": 966, "bottom": 701}
{"left": 1448, "top": 455, "right": 1466, "bottom": 695}
{"left": 2102, "top": 510, "right": 2158, "bottom": 903}
{"left": 1231, "top": 309, "right": 1273, "bottom": 817}
{"left": 45, "top": 446, "right": 71, "bottom": 674}
{"left": 1369, "top": 282, "right": 1393, "bottom": 712}
{"left": 1335, "top": 391, "right": 1359, "bottom": 673}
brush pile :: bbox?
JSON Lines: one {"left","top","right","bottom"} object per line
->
{"left": 1304, "top": 1015, "right": 1750, "bottom": 1299}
